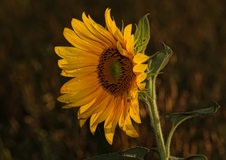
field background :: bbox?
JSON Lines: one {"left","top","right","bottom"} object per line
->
{"left": 0, "top": 0, "right": 225, "bottom": 159}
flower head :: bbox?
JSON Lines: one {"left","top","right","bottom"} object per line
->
{"left": 55, "top": 8, "right": 149, "bottom": 144}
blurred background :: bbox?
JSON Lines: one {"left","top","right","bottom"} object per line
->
{"left": 0, "top": 0, "right": 225, "bottom": 159}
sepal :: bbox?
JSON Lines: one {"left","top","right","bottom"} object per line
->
{"left": 134, "top": 14, "right": 150, "bottom": 54}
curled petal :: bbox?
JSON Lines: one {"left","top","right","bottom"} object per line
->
{"left": 133, "top": 53, "right": 149, "bottom": 64}
{"left": 133, "top": 64, "right": 148, "bottom": 75}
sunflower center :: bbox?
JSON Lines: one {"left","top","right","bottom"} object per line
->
{"left": 97, "top": 47, "right": 134, "bottom": 96}
{"left": 109, "top": 60, "right": 122, "bottom": 80}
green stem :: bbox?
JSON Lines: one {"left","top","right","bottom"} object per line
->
{"left": 146, "top": 76, "right": 166, "bottom": 160}
{"left": 165, "top": 115, "right": 196, "bottom": 159}
{"left": 165, "top": 125, "right": 175, "bottom": 159}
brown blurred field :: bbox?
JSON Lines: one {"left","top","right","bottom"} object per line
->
{"left": 0, "top": 0, "right": 226, "bottom": 159}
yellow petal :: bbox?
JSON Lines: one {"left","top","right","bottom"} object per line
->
{"left": 61, "top": 66, "right": 96, "bottom": 77}
{"left": 136, "top": 72, "right": 147, "bottom": 84}
{"left": 90, "top": 121, "right": 98, "bottom": 135}
{"left": 124, "top": 24, "right": 132, "bottom": 40}
{"left": 55, "top": 46, "right": 100, "bottom": 59}
{"left": 119, "top": 113, "right": 125, "bottom": 129}
{"left": 89, "top": 95, "right": 115, "bottom": 135}
{"left": 126, "top": 34, "right": 134, "bottom": 54}
{"left": 57, "top": 92, "right": 77, "bottom": 108}
{"left": 118, "top": 97, "right": 128, "bottom": 128}
{"left": 133, "top": 53, "right": 149, "bottom": 64}
{"left": 105, "top": 8, "right": 116, "bottom": 35}
{"left": 78, "top": 98, "right": 97, "bottom": 118}
{"left": 89, "top": 95, "right": 113, "bottom": 124}
{"left": 58, "top": 85, "right": 100, "bottom": 107}
{"left": 79, "top": 118, "right": 88, "bottom": 127}
{"left": 79, "top": 103, "right": 96, "bottom": 117}
{"left": 113, "top": 29, "right": 124, "bottom": 44}
{"left": 122, "top": 114, "right": 139, "bottom": 138}
{"left": 79, "top": 89, "right": 109, "bottom": 118}
{"left": 105, "top": 8, "right": 123, "bottom": 43}
{"left": 129, "top": 98, "right": 141, "bottom": 124}
{"left": 71, "top": 18, "right": 110, "bottom": 48}
{"left": 60, "top": 74, "right": 98, "bottom": 93}
{"left": 80, "top": 14, "right": 114, "bottom": 47}
{"left": 58, "top": 58, "right": 97, "bottom": 70}
{"left": 116, "top": 41, "right": 132, "bottom": 59}
{"left": 89, "top": 95, "right": 113, "bottom": 135}
{"left": 63, "top": 28, "right": 103, "bottom": 52}
{"left": 104, "top": 97, "right": 122, "bottom": 144}
{"left": 137, "top": 82, "right": 146, "bottom": 90}
{"left": 88, "top": 15, "right": 116, "bottom": 44}
{"left": 133, "top": 64, "right": 148, "bottom": 74}
{"left": 55, "top": 46, "right": 99, "bottom": 70}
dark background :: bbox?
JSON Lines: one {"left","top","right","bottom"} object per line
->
{"left": 0, "top": 0, "right": 225, "bottom": 159}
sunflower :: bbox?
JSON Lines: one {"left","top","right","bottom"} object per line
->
{"left": 55, "top": 8, "right": 149, "bottom": 144}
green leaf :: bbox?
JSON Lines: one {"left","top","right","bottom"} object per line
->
{"left": 85, "top": 147, "right": 149, "bottom": 160}
{"left": 165, "top": 101, "right": 220, "bottom": 158}
{"left": 134, "top": 14, "right": 150, "bottom": 53}
{"left": 170, "top": 154, "right": 208, "bottom": 160}
{"left": 166, "top": 100, "right": 220, "bottom": 127}
{"left": 149, "top": 43, "right": 173, "bottom": 75}
{"left": 165, "top": 101, "right": 220, "bottom": 159}
{"left": 183, "top": 154, "right": 208, "bottom": 160}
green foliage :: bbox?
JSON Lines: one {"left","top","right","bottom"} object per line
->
{"left": 166, "top": 100, "right": 220, "bottom": 127}
{"left": 148, "top": 43, "right": 173, "bottom": 76}
{"left": 134, "top": 14, "right": 150, "bottom": 54}
{"left": 144, "top": 40, "right": 220, "bottom": 160}
{"left": 170, "top": 154, "right": 207, "bottom": 160}
{"left": 165, "top": 101, "right": 220, "bottom": 160}
{"left": 183, "top": 155, "right": 208, "bottom": 160}
{"left": 85, "top": 147, "right": 149, "bottom": 160}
